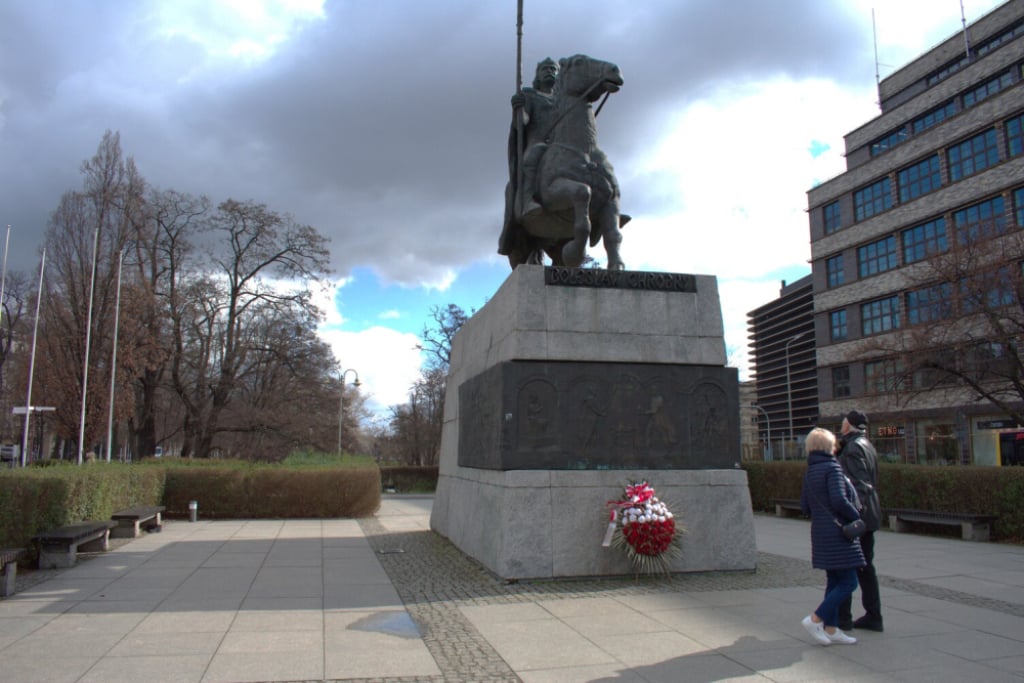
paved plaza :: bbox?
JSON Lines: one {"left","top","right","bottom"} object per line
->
{"left": 0, "top": 494, "right": 1022, "bottom": 682}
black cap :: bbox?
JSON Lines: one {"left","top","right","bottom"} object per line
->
{"left": 845, "top": 410, "right": 868, "bottom": 429}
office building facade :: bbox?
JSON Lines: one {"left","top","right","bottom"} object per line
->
{"left": 747, "top": 275, "right": 817, "bottom": 459}
{"left": 807, "top": 0, "right": 1024, "bottom": 465}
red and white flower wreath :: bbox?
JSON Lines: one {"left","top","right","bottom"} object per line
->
{"left": 602, "top": 480, "right": 683, "bottom": 574}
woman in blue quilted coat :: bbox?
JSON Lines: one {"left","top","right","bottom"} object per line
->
{"left": 799, "top": 427, "right": 866, "bottom": 646}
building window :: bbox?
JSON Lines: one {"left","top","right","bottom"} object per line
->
{"left": 902, "top": 218, "right": 948, "bottom": 264}
{"left": 861, "top": 296, "right": 900, "bottom": 336}
{"left": 948, "top": 128, "right": 999, "bottom": 181}
{"left": 1015, "top": 187, "right": 1024, "bottom": 227}
{"left": 832, "top": 366, "right": 851, "bottom": 398}
{"left": 912, "top": 100, "right": 956, "bottom": 134}
{"left": 826, "top": 254, "right": 845, "bottom": 288}
{"left": 898, "top": 155, "right": 941, "bottom": 202}
{"left": 961, "top": 264, "right": 1016, "bottom": 313}
{"left": 1007, "top": 113, "right": 1024, "bottom": 158}
{"left": 830, "top": 309, "right": 847, "bottom": 341}
{"left": 854, "top": 177, "right": 892, "bottom": 221}
{"left": 962, "top": 70, "right": 1013, "bottom": 108}
{"left": 966, "top": 340, "right": 1015, "bottom": 381}
{"left": 954, "top": 195, "right": 1007, "bottom": 244}
{"left": 870, "top": 127, "right": 909, "bottom": 156}
{"left": 917, "top": 421, "right": 959, "bottom": 465}
{"left": 906, "top": 283, "right": 953, "bottom": 324}
{"left": 913, "top": 349, "right": 958, "bottom": 389}
{"left": 858, "top": 236, "right": 898, "bottom": 277}
{"left": 823, "top": 201, "right": 841, "bottom": 234}
{"left": 864, "top": 358, "right": 905, "bottom": 395}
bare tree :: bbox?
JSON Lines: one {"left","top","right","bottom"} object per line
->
{"left": 36, "top": 131, "right": 146, "bottom": 457}
{"left": 418, "top": 303, "right": 470, "bottom": 372}
{"left": 169, "top": 199, "right": 331, "bottom": 457}
{"left": 859, "top": 208, "right": 1024, "bottom": 424}
{"left": 385, "top": 303, "right": 472, "bottom": 464}
{"left": 122, "top": 188, "right": 209, "bottom": 458}
{"left": 0, "top": 272, "right": 32, "bottom": 441}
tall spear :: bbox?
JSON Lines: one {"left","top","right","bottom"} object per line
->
{"left": 515, "top": 0, "right": 525, "bottom": 218}
{"left": 0, "top": 226, "right": 10, "bottom": 328}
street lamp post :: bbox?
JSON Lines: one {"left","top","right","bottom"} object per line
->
{"left": 752, "top": 403, "right": 772, "bottom": 462}
{"left": 785, "top": 332, "right": 805, "bottom": 458}
{"left": 338, "top": 369, "right": 361, "bottom": 457}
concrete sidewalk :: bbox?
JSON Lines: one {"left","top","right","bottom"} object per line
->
{"left": 0, "top": 496, "right": 1020, "bottom": 683}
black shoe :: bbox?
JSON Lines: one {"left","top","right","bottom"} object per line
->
{"left": 852, "top": 616, "right": 884, "bottom": 632}
{"left": 838, "top": 620, "right": 853, "bottom": 631}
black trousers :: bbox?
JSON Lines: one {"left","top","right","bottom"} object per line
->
{"left": 839, "top": 531, "right": 881, "bottom": 623}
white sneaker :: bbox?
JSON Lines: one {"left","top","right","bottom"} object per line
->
{"left": 826, "top": 629, "right": 857, "bottom": 645}
{"left": 802, "top": 615, "right": 831, "bottom": 645}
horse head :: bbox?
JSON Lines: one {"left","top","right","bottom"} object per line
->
{"left": 555, "top": 54, "right": 623, "bottom": 103}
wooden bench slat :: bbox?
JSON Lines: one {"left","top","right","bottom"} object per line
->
{"left": 111, "top": 505, "right": 165, "bottom": 520}
{"left": 0, "top": 547, "right": 27, "bottom": 598}
{"left": 770, "top": 498, "right": 805, "bottom": 518}
{"left": 33, "top": 521, "right": 117, "bottom": 569}
{"left": 110, "top": 505, "right": 165, "bottom": 539}
{"left": 885, "top": 508, "right": 994, "bottom": 542}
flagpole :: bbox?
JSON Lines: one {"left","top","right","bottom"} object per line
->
{"left": 105, "top": 250, "right": 124, "bottom": 462}
{"left": 21, "top": 249, "right": 45, "bottom": 467}
{"left": 77, "top": 228, "right": 99, "bottom": 465}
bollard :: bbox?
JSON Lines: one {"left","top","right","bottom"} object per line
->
{"left": 188, "top": 500, "right": 198, "bottom": 523}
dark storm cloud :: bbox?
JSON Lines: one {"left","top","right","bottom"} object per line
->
{"left": 0, "top": 0, "right": 871, "bottom": 283}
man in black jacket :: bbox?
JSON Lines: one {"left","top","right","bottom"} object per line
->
{"left": 837, "top": 409, "right": 884, "bottom": 632}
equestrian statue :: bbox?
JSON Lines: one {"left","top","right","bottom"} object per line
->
{"left": 499, "top": 54, "right": 630, "bottom": 270}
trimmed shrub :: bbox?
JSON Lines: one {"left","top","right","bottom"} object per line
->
{"left": 380, "top": 466, "right": 438, "bottom": 493}
{"left": 0, "top": 464, "right": 164, "bottom": 548}
{"left": 160, "top": 459, "right": 381, "bottom": 518}
{"left": 743, "top": 462, "right": 1024, "bottom": 542}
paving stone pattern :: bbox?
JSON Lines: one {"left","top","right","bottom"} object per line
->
{"left": 11, "top": 519, "right": 1023, "bottom": 683}
{"left": 355, "top": 517, "right": 1024, "bottom": 683}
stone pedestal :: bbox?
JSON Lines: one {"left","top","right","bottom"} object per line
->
{"left": 430, "top": 265, "right": 757, "bottom": 579}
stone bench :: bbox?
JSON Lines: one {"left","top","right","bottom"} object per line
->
{"left": 885, "top": 508, "right": 996, "bottom": 542}
{"left": 770, "top": 498, "right": 806, "bottom": 518}
{"left": 32, "top": 521, "right": 117, "bottom": 569}
{"left": 111, "top": 505, "right": 165, "bottom": 539}
{"left": 0, "top": 547, "right": 27, "bottom": 597}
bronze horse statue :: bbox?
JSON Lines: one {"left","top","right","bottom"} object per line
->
{"left": 499, "top": 54, "right": 629, "bottom": 270}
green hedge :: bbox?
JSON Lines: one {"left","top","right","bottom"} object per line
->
{"left": 0, "top": 458, "right": 381, "bottom": 550}
{"left": 162, "top": 465, "right": 380, "bottom": 518}
{"left": 380, "top": 466, "right": 439, "bottom": 492}
{"left": 743, "top": 462, "right": 1024, "bottom": 541}
{"left": 0, "top": 464, "right": 164, "bottom": 548}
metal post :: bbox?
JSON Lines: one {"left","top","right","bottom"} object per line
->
{"left": 785, "top": 333, "right": 805, "bottom": 457}
{"left": 77, "top": 228, "right": 99, "bottom": 465}
{"left": 21, "top": 250, "right": 45, "bottom": 467}
{"left": 752, "top": 403, "right": 772, "bottom": 462}
{"left": 338, "top": 369, "right": 360, "bottom": 456}
{"left": 105, "top": 250, "right": 124, "bottom": 462}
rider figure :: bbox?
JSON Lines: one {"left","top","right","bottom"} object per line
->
{"left": 499, "top": 58, "right": 559, "bottom": 264}
{"left": 513, "top": 58, "right": 558, "bottom": 216}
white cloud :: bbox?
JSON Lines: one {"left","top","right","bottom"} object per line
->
{"left": 624, "top": 77, "right": 877, "bottom": 277}
{"left": 317, "top": 325, "right": 423, "bottom": 414}
{"left": 152, "top": 0, "right": 325, "bottom": 65}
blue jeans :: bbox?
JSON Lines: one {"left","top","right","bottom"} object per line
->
{"left": 815, "top": 569, "right": 859, "bottom": 627}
